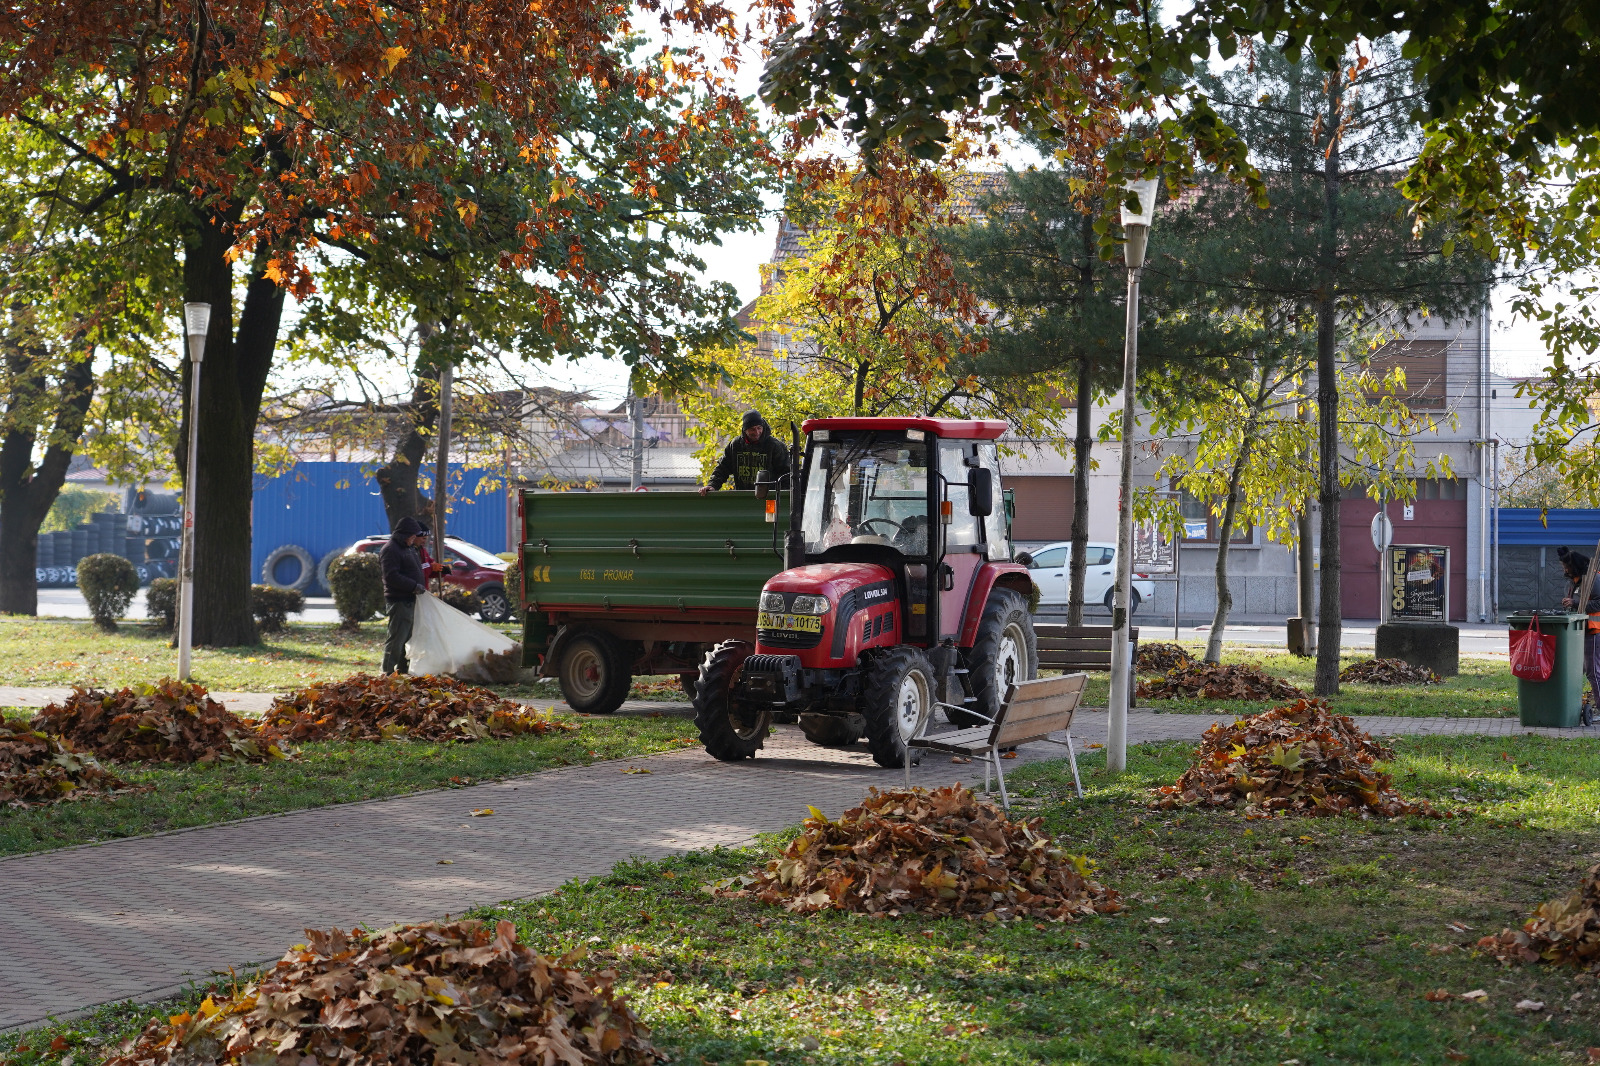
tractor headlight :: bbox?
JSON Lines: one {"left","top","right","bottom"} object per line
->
{"left": 789, "top": 594, "right": 830, "bottom": 615}
{"left": 759, "top": 591, "right": 786, "bottom": 613}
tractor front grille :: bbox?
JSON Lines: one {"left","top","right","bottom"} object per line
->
{"left": 756, "top": 628, "right": 822, "bottom": 650}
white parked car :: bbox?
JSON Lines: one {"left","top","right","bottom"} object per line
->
{"left": 1020, "top": 541, "right": 1156, "bottom": 614}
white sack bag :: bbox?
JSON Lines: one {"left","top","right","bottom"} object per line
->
{"left": 407, "top": 591, "right": 519, "bottom": 682}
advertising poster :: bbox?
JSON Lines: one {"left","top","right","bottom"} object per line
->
{"left": 1388, "top": 544, "right": 1448, "bottom": 621}
{"left": 1132, "top": 520, "right": 1176, "bottom": 574}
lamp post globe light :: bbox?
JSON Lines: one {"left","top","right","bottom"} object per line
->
{"left": 1106, "top": 178, "right": 1159, "bottom": 774}
{"left": 177, "top": 302, "right": 211, "bottom": 680}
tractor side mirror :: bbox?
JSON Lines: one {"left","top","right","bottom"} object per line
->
{"left": 754, "top": 469, "right": 774, "bottom": 501}
{"left": 967, "top": 467, "right": 994, "bottom": 517}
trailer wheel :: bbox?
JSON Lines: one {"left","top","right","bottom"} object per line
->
{"left": 694, "top": 641, "right": 768, "bottom": 761}
{"left": 960, "top": 588, "right": 1037, "bottom": 727}
{"left": 861, "top": 646, "right": 933, "bottom": 768}
{"left": 557, "top": 631, "right": 631, "bottom": 714}
{"left": 798, "top": 712, "right": 865, "bottom": 748}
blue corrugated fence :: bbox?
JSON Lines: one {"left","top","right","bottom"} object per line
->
{"left": 251, "top": 462, "right": 509, "bottom": 594}
{"left": 1496, "top": 508, "right": 1600, "bottom": 546}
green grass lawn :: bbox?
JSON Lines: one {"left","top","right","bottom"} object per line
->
{"left": 0, "top": 619, "right": 388, "bottom": 690}
{"left": 0, "top": 618, "right": 698, "bottom": 702}
{"left": 0, "top": 712, "right": 699, "bottom": 857}
{"left": 7, "top": 734, "right": 1598, "bottom": 1065}
{"left": 1058, "top": 644, "right": 1521, "bottom": 719}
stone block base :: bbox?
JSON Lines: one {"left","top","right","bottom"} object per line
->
{"left": 1375, "top": 623, "right": 1459, "bottom": 678}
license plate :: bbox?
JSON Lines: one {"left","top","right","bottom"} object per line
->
{"left": 758, "top": 611, "right": 823, "bottom": 633}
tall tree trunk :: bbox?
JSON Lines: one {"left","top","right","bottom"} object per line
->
{"left": 375, "top": 356, "right": 441, "bottom": 532}
{"left": 1313, "top": 78, "right": 1345, "bottom": 696}
{"left": 1206, "top": 425, "right": 1257, "bottom": 662}
{"left": 0, "top": 350, "right": 94, "bottom": 615}
{"left": 1067, "top": 355, "right": 1093, "bottom": 626}
{"left": 854, "top": 360, "right": 868, "bottom": 414}
{"left": 1296, "top": 395, "right": 1317, "bottom": 655}
{"left": 178, "top": 215, "right": 285, "bottom": 647}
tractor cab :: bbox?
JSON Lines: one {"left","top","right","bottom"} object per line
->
{"left": 693, "top": 417, "right": 1038, "bottom": 767}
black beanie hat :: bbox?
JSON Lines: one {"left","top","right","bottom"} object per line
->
{"left": 741, "top": 410, "right": 765, "bottom": 431}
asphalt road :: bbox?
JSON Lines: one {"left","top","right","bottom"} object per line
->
{"left": 30, "top": 590, "right": 1510, "bottom": 655}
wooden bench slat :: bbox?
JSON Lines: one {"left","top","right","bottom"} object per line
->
{"left": 1033, "top": 625, "right": 1141, "bottom": 639}
{"left": 1035, "top": 638, "right": 1117, "bottom": 651}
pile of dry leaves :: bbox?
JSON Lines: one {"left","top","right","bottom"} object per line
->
{"left": 1339, "top": 658, "right": 1442, "bottom": 685}
{"left": 1137, "top": 662, "right": 1306, "bottom": 701}
{"left": 261, "top": 673, "right": 576, "bottom": 743}
{"left": 0, "top": 722, "right": 135, "bottom": 807}
{"left": 1478, "top": 864, "right": 1600, "bottom": 970}
{"left": 103, "top": 919, "right": 660, "bottom": 1066}
{"left": 30, "top": 681, "right": 285, "bottom": 763}
{"left": 1152, "top": 698, "right": 1448, "bottom": 819}
{"left": 1137, "top": 642, "right": 1194, "bottom": 674}
{"left": 715, "top": 785, "right": 1123, "bottom": 921}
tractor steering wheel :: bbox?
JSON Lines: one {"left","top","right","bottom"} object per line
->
{"left": 857, "top": 517, "right": 904, "bottom": 538}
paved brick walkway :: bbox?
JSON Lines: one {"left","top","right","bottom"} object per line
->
{"left": 0, "top": 702, "right": 1593, "bottom": 1032}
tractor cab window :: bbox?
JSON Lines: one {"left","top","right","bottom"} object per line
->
{"left": 803, "top": 434, "right": 930, "bottom": 556}
{"left": 938, "top": 440, "right": 981, "bottom": 548}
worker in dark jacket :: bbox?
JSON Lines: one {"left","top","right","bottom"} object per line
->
{"left": 381, "top": 516, "right": 432, "bottom": 674}
{"left": 699, "top": 410, "right": 790, "bottom": 494}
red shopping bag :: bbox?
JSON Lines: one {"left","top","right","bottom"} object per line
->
{"left": 1510, "top": 612, "right": 1556, "bottom": 681}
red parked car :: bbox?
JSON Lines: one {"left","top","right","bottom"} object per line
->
{"left": 344, "top": 535, "right": 514, "bottom": 623}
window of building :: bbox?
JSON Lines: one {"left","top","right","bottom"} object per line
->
{"left": 1366, "top": 339, "right": 1449, "bottom": 409}
{"left": 1178, "top": 488, "right": 1253, "bottom": 543}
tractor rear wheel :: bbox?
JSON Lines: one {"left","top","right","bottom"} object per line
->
{"left": 694, "top": 641, "right": 769, "bottom": 761}
{"left": 861, "top": 646, "right": 934, "bottom": 768}
{"left": 960, "top": 588, "right": 1036, "bottom": 726}
{"left": 798, "top": 712, "right": 865, "bottom": 747}
{"left": 558, "top": 631, "right": 631, "bottom": 714}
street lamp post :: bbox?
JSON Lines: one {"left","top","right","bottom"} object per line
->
{"left": 1106, "top": 178, "right": 1159, "bottom": 774}
{"left": 176, "top": 302, "right": 211, "bottom": 680}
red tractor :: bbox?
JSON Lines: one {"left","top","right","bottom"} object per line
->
{"left": 693, "top": 417, "right": 1037, "bottom": 766}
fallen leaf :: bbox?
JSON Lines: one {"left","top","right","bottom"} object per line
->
{"left": 1460, "top": 989, "right": 1488, "bottom": 1001}
{"left": 470, "top": 808, "right": 494, "bottom": 817}
{"left": 1515, "top": 999, "right": 1545, "bottom": 1012}
{"left": 436, "top": 859, "right": 455, "bottom": 865}
{"left": 99, "top": 919, "right": 659, "bottom": 1064}
{"left": 712, "top": 784, "right": 1121, "bottom": 922}
{"left": 950, "top": 756, "right": 972, "bottom": 764}
{"left": 622, "top": 767, "right": 653, "bottom": 775}
{"left": 1445, "top": 1054, "right": 1467, "bottom": 1063}
{"left": 1424, "top": 989, "right": 1454, "bottom": 1002}
{"left": 1146, "top": 917, "right": 1171, "bottom": 925}
{"left": 1446, "top": 920, "right": 1472, "bottom": 933}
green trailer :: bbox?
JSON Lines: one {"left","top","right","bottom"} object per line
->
{"left": 519, "top": 489, "right": 790, "bottom": 713}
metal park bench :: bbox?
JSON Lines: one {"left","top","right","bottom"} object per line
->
{"left": 905, "top": 672, "right": 1088, "bottom": 809}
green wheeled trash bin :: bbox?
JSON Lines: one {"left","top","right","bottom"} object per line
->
{"left": 1507, "top": 612, "right": 1589, "bottom": 727}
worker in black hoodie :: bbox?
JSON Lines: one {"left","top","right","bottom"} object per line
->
{"left": 699, "top": 410, "right": 789, "bottom": 494}
{"left": 380, "top": 516, "right": 433, "bottom": 674}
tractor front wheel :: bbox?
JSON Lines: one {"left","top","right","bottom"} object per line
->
{"left": 961, "top": 588, "right": 1037, "bottom": 726}
{"left": 694, "top": 641, "right": 769, "bottom": 761}
{"left": 861, "top": 646, "right": 934, "bottom": 768}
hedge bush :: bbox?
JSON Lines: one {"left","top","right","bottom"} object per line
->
{"left": 146, "top": 577, "right": 177, "bottom": 631}
{"left": 327, "top": 553, "right": 383, "bottom": 629}
{"left": 503, "top": 558, "right": 526, "bottom": 624}
{"left": 251, "top": 584, "right": 306, "bottom": 633}
{"left": 76, "top": 553, "right": 139, "bottom": 632}
{"left": 438, "top": 584, "right": 480, "bottom": 615}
